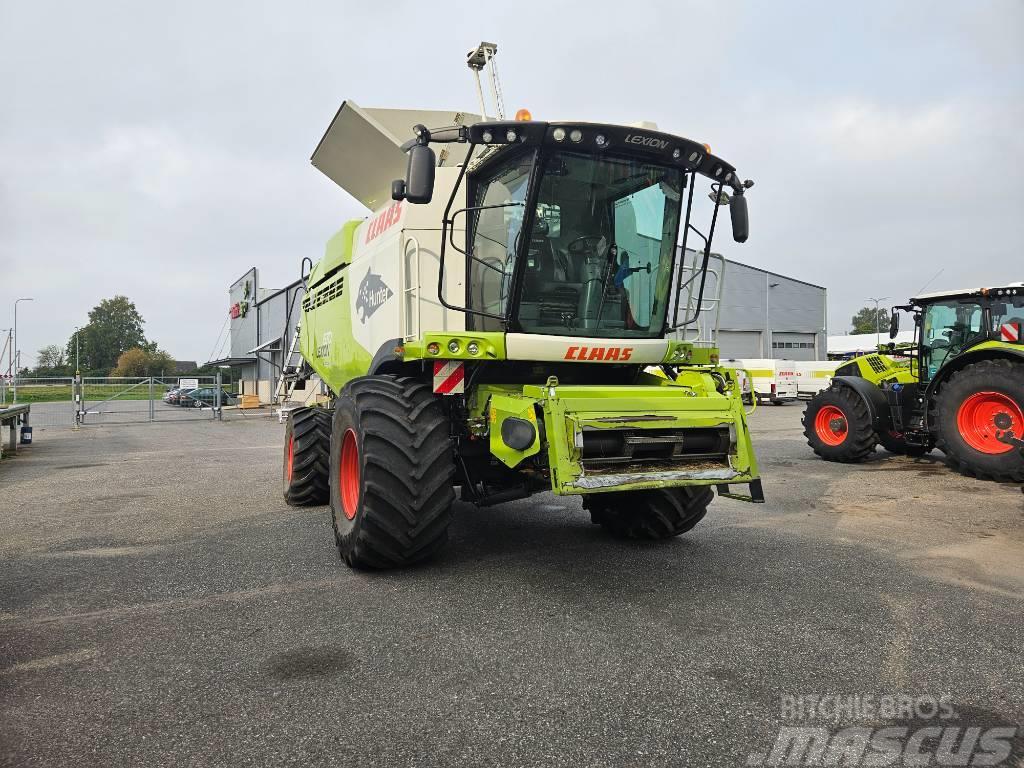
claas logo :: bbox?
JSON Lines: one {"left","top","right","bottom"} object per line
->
{"left": 564, "top": 345, "right": 634, "bottom": 362}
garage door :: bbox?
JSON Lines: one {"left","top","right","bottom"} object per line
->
{"left": 772, "top": 332, "right": 817, "bottom": 361}
{"left": 718, "top": 331, "right": 763, "bottom": 358}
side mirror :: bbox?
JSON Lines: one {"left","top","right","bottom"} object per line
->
{"left": 392, "top": 144, "right": 436, "bottom": 204}
{"left": 888, "top": 311, "right": 900, "bottom": 339}
{"left": 730, "top": 193, "right": 749, "bottom": 243}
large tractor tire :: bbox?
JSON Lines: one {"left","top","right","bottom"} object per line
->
{"left": 329, "top": 376, "right": 455, "bottom": 569}
{"left": 932, "top": 359, "right": 1024, "bottom": 482}
{"left": 877, "top": 430, "right": 931, "bottom": 457}
{"left": 584, "top": 486, "right": 713, "bottom": 539}
{"left": 802, "top": 386, "right": 877, "bottom": 462}
{"left": 283, "top": 407, "right": 331, "bottom": 506}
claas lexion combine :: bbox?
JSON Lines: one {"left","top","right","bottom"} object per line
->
{"left": 282, "top": 44, "right": 762, "bottom": 568}
{"left": 803, "top": 285, "right": 1024, "bottom": 481}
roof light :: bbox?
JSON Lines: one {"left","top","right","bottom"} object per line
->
{"left": 569, "top": 129, "right": 583, "bottom": 143}
{"left": 447, "top": 339, "right": 461, "bottom": 354}
{"left": 515, "top": 108, "right": 532, "bottom": 121}
{"left": 688, "top": 151, "right": 700, "bottom": 162}
{"left": 595, "top": 134, "right": 607, "bottom": 147}
{"left": 703, "top": 143, "right": 712, "bottom": 153}
{"left": 505, "top": 129, "right": 517, "bottom": 142}
{"left": 427, "top": 342, "right": 441, "bottom": 355}
{"left": 467, "top": 341, "right": 481, "bottom": 356}
{"left": 552, "top": 127, "right": 566, "bottom": 142}
{"left": 482, "top": 130, "right": 493, "bottom": 143}
{"left": 672, "top": 148, "right": 681, "bottom": 159}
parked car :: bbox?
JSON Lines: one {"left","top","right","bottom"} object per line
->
{"left": 163, "top": 387, "right": 183, "bottom": 404}
{"left": 179, "top": 388, "right": 237, "bottom": 408}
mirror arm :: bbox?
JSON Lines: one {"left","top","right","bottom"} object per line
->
{"left": 400, "top": 124, "right": 469, "bottom": 152}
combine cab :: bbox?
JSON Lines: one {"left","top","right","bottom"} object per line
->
{"left": 282, "top": 44, "right": 764, "bottom": 568}
{"left": 804, "top": 285, "right": 1024, "bottom": 481}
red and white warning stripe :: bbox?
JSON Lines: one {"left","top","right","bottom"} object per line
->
{"left": 1000, "top": 322, "right": 1020, "bottom": 343}
{"left": 433, "top": 361, "right": 465, "bottom": 395}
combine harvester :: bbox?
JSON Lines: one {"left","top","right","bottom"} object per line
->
{"left": 282, "top": 43, "right": 763, "bottom": 568}
{"left": 804, "top": 285, "right": 1024, "bottom": 480}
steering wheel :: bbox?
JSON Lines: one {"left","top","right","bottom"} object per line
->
{"left": 567, "top": 235, "right": 605, "bottom": 257}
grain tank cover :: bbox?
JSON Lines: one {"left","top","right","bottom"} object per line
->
{"left": 311, "top": 101, "right": 480, "bottom": 210}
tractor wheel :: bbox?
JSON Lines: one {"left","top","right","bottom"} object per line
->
{"left": 933, "top": 359, "right": 1024, "bottom": 482}
{"left": 802, "top": 386, "right": 877, "bottom": 462}
{"left": 329, "top": 376, "right": 455, "bottom": 569}
{"left": 877, "top": 430, "right": 931, "bottom": 457}
{"left": 283, "top": 407, "right": 331, "bottom": 506}
{"left": 584, "top": 486, "right": 713, "bottom": 539}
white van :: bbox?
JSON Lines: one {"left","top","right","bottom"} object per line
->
{"left": 793, "top": 360, "right": 841, "bottom": 399}
{"left": 720, "top": 359, "right": 799, "bottom": 404}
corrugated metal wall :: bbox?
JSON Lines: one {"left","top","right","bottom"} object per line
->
{"left": 674, "top": 248, "right": 827, "bottom": 359}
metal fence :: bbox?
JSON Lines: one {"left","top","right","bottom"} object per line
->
{"left": 0, "top": 375, "right": 244, "bottom": 427}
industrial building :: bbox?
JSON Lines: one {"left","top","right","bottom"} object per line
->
{"left": 210, "top": 254, "right": 827, "bottom": 401}
{"left": 706, "top": 256, "right": 828, "bottom": 361}
{"left": 208, "top": 267, "right": 306, "bottom": 403}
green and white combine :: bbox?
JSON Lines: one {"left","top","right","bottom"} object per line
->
{"left": 803, "top": 284, "right": 1024, "bottom": 481}
{"left": 282, "top": 47, "right": 762, "bottom": 568}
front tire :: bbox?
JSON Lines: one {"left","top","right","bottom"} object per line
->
{"left": 802, "top": 386, "right": 877, "bottom": 462}
{"left": 933, "top": 359, "right": 1024, "bottom": 482}
{"left": 329, "top": 376, "right": 456, "bottom": 569}
{"left": 584, "top": 486, "right": 713, "bottom": 539}
{"left": 283, "top": 407, "right": 331, "bottom": 506}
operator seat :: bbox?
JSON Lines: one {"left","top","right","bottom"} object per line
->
{"left": 523, "top": 219, "right": 560, "bottom": 293}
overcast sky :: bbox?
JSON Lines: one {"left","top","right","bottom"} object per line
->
{"left": 2, "top": 1, "right": 1022, "bottom": 367}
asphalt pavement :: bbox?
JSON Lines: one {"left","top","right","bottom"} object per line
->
{"left": 1, "top": 406, "right": 1021, "bottom": 767}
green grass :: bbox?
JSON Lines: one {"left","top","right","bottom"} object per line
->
{"left": 6, "top": 384, "right": 172, "bottom": 404}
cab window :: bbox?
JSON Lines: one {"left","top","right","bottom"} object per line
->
{"left": 921, "top": 300, "right": 984, "bottom": 378}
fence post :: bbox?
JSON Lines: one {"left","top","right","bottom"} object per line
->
{"left": 215, "top": 371, "right": 222, "bottom": 420}
{"left": 149, "top": 377, "right": 155, "bottom": 422}
{"left": 73, "top": 374, "right": 82, "bottom": 428}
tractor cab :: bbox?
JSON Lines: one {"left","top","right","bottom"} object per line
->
{"left": 888, "top": 285, "right": 1024, "bottom": 383}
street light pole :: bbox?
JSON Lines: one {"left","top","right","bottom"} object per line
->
{"left": 867, "top": 296, "right": 890, "bottom": 350}
{"left": 13, "top": 297, "right": 35, "bottom": 404}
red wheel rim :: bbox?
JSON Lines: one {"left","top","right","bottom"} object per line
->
{"left": 814, "top": 405, "right": 848, "bottom": 446}
{"left": 339, "top": 429, "right": 360, "bottom": 520}
{"left": 286, "top": 435, "right": 294, "bottom": 482}
{"left": 956, "top": 391, "right": 1023, "bottom": 455}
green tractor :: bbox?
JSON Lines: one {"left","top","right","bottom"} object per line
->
{"left": 281, "top": 50, "right": 763, "bottom": 568}
{"left": 804, "top": 285, "right": 1024, "bottom": 481}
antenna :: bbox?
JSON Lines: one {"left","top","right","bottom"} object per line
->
{"left": 915, "top": 267, "right": 944, "bottom": 296}
{"left": 466, "top": 42, "right": 504, "bottom": 120}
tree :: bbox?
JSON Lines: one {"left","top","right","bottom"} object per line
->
{"left": 36, "top": 345, "right": 67, "bottom": 370}
{"left": 112, "top": 347, "right": 176, "bottom": 377}
{"left": 66, "top": 296, "right": 148, "bottom": 373}
{"left": 850, "top": 306, "right": 890, "bottom": 335}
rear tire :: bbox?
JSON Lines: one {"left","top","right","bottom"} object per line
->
{"left": 283, "top": 407, "right": 331, "bottom": 506}
{"left": 802, "top": 386, "right": 877, "bottom": 462}
{"left": 584, "top": 486, "right": 713, "bottom": 539}
{"left": 329, "top": 376, "right": 456, "bottom": 569}
{"left": 933, "top": 359, "right": 1024, "bottom": 482}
